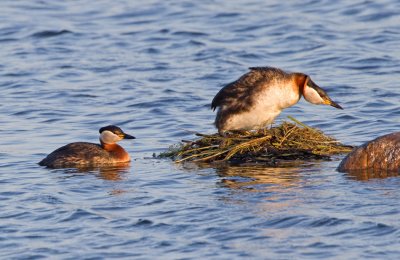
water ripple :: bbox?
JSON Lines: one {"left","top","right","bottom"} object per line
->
{"left": 1, "top": 0, "right": 400, "bottom": 259}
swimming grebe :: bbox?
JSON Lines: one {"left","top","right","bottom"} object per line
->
{"left": 211, "top": 67, "right": 343, "bottom": 135}
{"left": 39, "top": 125, "right": 135, "bottom": 168}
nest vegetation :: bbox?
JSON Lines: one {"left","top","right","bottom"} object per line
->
{"left": 159, "top": 116, "right": 353, "bottom": 165}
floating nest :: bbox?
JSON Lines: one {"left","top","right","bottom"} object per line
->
{"left": 159, "top": 116, "right": 353, "bottom": 166}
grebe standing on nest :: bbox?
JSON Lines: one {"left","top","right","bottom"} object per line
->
{"left": 211, "top": 67, "right": 343, "bottom": 135}
{"left": 39, "top": 125, "right": 135, "bottom": 168}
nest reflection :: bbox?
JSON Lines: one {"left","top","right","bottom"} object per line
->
{"left": 212, "top": 162, "right": 311, "bottom": 191}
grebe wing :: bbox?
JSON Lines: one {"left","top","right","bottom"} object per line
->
{"left": 248, "top": 66, "right": 285, "bottom": 72}
{"left": 211, "top": 69, "right": 273, "bottom": 112}
{"left": 211, "top": 80, "right": 237, "bottom": 111}
{"left": 49, "top": 142, "right": 105, "bottom": 155}
{"left": 39, "top": 142, "right": 108, "bottom": 167}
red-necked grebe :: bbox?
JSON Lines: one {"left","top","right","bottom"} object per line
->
{"left": 211, "top": 66, "right": 343, "bottom": 135}
{"left": 39, "top": 125, "right": 135, "bottom": 168}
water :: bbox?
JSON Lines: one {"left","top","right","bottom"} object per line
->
{"left": 1, "top": 0, "right": 400, "bottom": 258}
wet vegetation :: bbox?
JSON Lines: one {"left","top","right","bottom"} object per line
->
{"left": 158, "top": 117, "right": 353, "bottom": 166}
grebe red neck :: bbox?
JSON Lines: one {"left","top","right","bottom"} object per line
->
{"left": 100, "top": 140, "right": 131, "bottom": 162}
{"left": 293, "top": 73, "right": 308, "bottom": 97}
{"left": 100, "top": 140, "right": 121, "bottom": 151}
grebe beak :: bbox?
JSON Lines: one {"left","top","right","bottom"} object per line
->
{"left": 307, "top": 79, "right": 343, "bottom": 110}
{"left": 325, "top": 99, "right": 343, "bottom": 110}
{"left": 123, "top": 133, "right": 136, "bottom": 139}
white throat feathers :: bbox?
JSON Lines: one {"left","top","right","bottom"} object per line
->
{"left": 100, "top": 130, "right": 122, "bottom": 144}
{"left": 303, "top": 85, "right": 324, "bottom": 105}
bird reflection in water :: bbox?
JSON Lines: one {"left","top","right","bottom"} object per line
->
{"left": 62, "top": 163, "right": 130, "bottom": 181}
{"left": 59, "top": 163, "right": 131, "bottom": 194}
{"left": 95, "top": 163, "right": 131, "bottom": 181}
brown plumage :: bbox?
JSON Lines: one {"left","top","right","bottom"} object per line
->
{"left": 211, "top": 67, "right": 342, "bottom": 135}
{"left": 39, "top": 125, "right": 135, "bottom": 168}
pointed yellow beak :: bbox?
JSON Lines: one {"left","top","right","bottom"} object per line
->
{"left": 325, "top": 99, "right": 343, "bottom": 110}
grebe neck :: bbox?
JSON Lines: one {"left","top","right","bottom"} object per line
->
{"left": 293, "top": 73, "right": 308, "bottom": 97}
{"left": 101, "top": 140, "right": 119, "bottom": 151}
{"left": 100, "top": 140, "right": 131, "bottom": 162}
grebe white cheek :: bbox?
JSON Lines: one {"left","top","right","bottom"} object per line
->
{"left": 303, "top": 85, "right": 325, "bottom": 105}
{"left": 303, "top": 79, "right": 344, "bottom": 109}
{"left": 100, "top": 130, "right": 122, "bottom": 144}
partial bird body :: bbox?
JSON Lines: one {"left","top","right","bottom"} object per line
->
{"left": 212, "top": 67, "right": 342, "bottom": 135}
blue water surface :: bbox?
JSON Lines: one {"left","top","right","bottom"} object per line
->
{"left": 1, "top": 0, "right": 400, "bottom": 259}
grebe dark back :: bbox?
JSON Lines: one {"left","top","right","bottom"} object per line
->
{"left": 39, "top": 125, "right": 135, "bottom": 168}
{"left": 211, "top": 66, "right": 343, "bottom": 135}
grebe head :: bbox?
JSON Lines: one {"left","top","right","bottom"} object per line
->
{"left": 99, "top": 125, "right": 135, "bottom": 144}
{"left": 302, "top": 76, "right": 343, "bottom": 109}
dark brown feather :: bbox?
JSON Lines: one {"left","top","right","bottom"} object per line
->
{"left": 211, "top": 67, "right": 290, "bottom": 113}
{"left": 39, "top": 142, "right": 112, "bottom": 168}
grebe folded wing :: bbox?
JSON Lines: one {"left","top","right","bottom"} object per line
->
{"left": 211, "top": 69, "right": 273, "bottom": 113}
{"left": 39, "top": 142, "right": 109, "bottom": 167}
